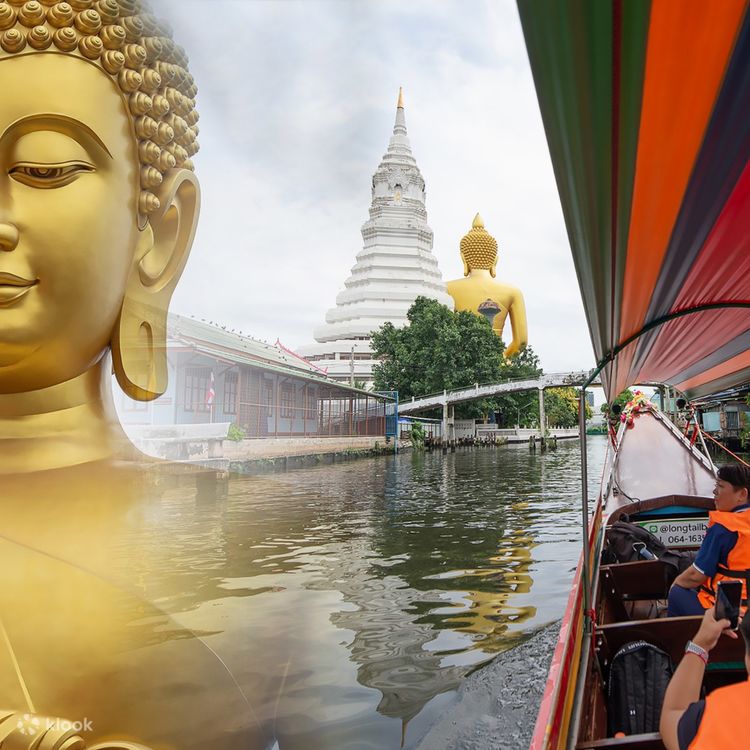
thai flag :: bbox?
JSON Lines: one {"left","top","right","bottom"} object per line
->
{"left": 206, "top": 371, "right": 215, "bottom": 407}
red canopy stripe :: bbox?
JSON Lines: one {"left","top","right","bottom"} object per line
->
{"left": 637, "top": 313, "right": 750, "bottom": 385}
{"left": 630, "top": 156, "right": 750, "bottom": 387}
{"left": 675, "top": 160, "right": 750, "bottom": 309}
{"left": 676, "top": 351, "right": 750, "bottom": 395}
{"left": 668, "top": 330, "right": 750, "bottom": 386}
{"left": 619, "top": 0, "right": 745, "bottom": 343}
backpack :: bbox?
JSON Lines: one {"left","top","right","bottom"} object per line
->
{"left": 602, "top": 521, "right": 696, "bottom": 582}
{"left": 607, "top": 640, "right": 674, "bottom": 736}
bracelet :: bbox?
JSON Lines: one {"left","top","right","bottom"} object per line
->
{"left": 685, "top": 640, "right": 709, "bottom": 664}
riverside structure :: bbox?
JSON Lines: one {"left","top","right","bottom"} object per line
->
{"left": 400, "top": 371, "right": 601, "bottom": 446}
{"left": 118, "top": 314, "right": 391, "bottom": 440}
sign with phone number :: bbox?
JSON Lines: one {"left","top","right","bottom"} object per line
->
{"left": 636, "top": 518, "right": 708, "bottom": 548}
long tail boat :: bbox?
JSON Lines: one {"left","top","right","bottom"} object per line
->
{"left": 516, "top": 2, "right": 750, "bottom": 747}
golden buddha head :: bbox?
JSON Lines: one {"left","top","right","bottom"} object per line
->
{"left": 460, "top": 213, "right": 497, "bottom": 278}
{"left": 0, "top": 0, "right": 199, "bottom": 401}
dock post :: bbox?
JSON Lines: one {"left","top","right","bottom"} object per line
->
{"left": 538, "top": 387, "right": 546, "bottom": 442}
{"left": 441, "top": 395, "right": 448, "bottom": 453}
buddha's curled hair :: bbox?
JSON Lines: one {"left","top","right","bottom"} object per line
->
{"left": 460, "top": 215, "right": 498, "bottom": 274}
{"left": 0, "top": 0, "right": 199, "bottom": 218}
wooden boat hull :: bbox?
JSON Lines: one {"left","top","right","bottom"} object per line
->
{"left": 530, "top": 409, "right": 717, "bottom": 749}
{"left": 531, "top": 504, "right": 604, "bottom": 749}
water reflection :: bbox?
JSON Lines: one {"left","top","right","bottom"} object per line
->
{"left": 129, "top": 437, "right": 606, "bottom": 748}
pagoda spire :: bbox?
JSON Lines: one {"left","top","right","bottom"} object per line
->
{"left": 393, "top": 86, "right": 407, "bottom": 136}
{"left": 297, "top": 89, "right": 452, "bottom": 385}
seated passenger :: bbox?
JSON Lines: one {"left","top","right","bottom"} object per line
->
{"left": 659, "top": 607, "right": 746, "bottom": 749}
{"left": 668, "top": 465, "right": 750, "bottom": 617}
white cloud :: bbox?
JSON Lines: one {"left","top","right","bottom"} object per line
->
{"left": 154, "top": 0, "right": 596, "bottom": 373}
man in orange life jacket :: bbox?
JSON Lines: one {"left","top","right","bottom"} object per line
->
{"left": 659, "top": 607, "right": 746, "bottom": 749}
{"left": 667, "top": 464, "right": 750, "bottom": 617}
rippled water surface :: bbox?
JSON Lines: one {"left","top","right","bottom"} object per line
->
{"left": 143, "top": 437, "right": 607, "bottom": 749}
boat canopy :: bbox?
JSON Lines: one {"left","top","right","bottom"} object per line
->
{"left": 518, "top": 0, "right": 750, "bottom": 400}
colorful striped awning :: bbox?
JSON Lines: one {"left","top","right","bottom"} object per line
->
{"left": 518, "top": 0, "right": 750, "bottom": 400}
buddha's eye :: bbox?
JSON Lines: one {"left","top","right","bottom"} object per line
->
{"left": 8, "top": 162, "right": 94, "bottom": 189}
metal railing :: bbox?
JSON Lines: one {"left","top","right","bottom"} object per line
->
{"left": 236, "top": 398, "right": 386, "bottom": 439}
{"left": 405, "top": 371, "right": 593, "bottom": 403}
{"left": 400, "top": 371, "right": 598, "bottom": 414}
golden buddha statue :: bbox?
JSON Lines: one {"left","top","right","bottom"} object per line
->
{"left": 446, "top": 214, "right": 528, "bottom": 358}
{"left": 0, "top": 2, "right": 264, "bottom": 747}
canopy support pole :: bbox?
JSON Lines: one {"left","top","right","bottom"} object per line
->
{"left": 579, "top": 387, "right": 591, "bottom": 634}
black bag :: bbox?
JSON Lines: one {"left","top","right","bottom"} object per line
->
{"left": 607, "top": 640, "right": 674, "bottom": 736}
{"left": 602, "top": 521, "right": 695, "bottom": 580}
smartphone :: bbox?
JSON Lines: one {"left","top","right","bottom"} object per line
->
{"left": 715, "top": 579, "right": 743, "bottom": 630}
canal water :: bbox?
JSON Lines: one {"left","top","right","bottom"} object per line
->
{"left": 143, "top": 436, "right": 608, "bottom": 749}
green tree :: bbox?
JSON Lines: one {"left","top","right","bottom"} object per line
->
{"left": 601, "top": 389, "right": 635, "bottom": 416}
{"left": 372, "top": 297, "right": 548, "bottom": 421}
{"left": 371, "top": 297, "right": 506, "bottom": 418}
{"left": 493, "top": 347, "right": 544, "bottom": 426}
{"left": 227, "top": 423, "right": 246, "bottom": 441}
{"left": 409, "top": 421, "right": 425, "bottom": 450}
{"left": 544, "top": 387, "right": 592, "bottom": 428}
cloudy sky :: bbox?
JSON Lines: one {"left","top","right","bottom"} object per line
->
{"left": 153, "top": 0, "right": 595, "bottom": 373}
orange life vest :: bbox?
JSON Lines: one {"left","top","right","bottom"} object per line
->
{"left": 689, "top": 679, "right": 750, "bottom": 748}
{"left": 697, "top": 509, "right": 750, "bottom": 609}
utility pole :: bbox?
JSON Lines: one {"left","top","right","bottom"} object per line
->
{"left": 350, "top": 345, "right": 355, "bottom": 387}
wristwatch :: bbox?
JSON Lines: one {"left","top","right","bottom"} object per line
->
{"left": 685, "top": 640, "right": 709, "bottom": 664}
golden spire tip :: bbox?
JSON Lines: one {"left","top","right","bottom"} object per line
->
{"left": 397, "top": 86, "right": 405, "bottom": 109}
{"left": 472, "top": 213, "right": 484, "bottom": 229}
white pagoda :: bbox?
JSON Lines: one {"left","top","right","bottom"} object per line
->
{"left": 298, "top": 89, "right": 453, "bottom": 385}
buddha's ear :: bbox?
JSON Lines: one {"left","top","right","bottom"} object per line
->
{"left": 461, "top": 250, "right": 470, "bottom": 277}
{"left": 112, "top": 170, "right": 201, "bottom": 401}
{"left": 138, "top": 169, "right": 200, "bottom": 287}
{"left": 490, "top": 261, "right": 496, "bottom": 279}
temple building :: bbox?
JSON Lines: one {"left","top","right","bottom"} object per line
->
{"left": 297, "top": 89, "right": 453, "bottom": 386}
{"left": 117, "top": 314, "right": 390, "bottom": 440}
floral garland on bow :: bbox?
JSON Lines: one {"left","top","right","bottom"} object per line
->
{"left": 620, "top": 390, "right": 653, "bottom": 428}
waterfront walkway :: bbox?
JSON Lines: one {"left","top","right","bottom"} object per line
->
{"left": 400, "top": 371, "right": 600, "bottom": 444}
{"left": 476, "top": 426, "right": 579, "bottom": 443}
{"left": 398, "top": 371, "right": 597, "bottom": 415}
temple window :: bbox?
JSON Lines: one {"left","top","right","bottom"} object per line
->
{"left": 304, "top": 386, "right": 316, "bottom": 419}
{"left": 223, "top": 371, "right": 238, "bottom": 415}
{"left": 184, "top": 367, "right": 211, "bottom": 412}
{"left": 280, "top": 383, "right": 295, "bottom": 418}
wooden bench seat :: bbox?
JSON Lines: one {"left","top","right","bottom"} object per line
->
{"left": 599, "top": 560, "right": 673, "bottom": 623}
{"left": 596, "top": 616, "right": 746, "bottom": 671}
{"left": 600, "top": 560, "right": 673, "bottom": 600}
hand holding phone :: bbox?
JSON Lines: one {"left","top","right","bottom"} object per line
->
{"left": 715, "top": 579, "right": 743, "bottom": 631}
